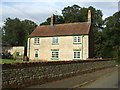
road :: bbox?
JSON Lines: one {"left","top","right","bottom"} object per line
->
{"left": 81, "top": 69, "right": 119, "bottom": 88}
{"left": 26, "top": 67, "right": 118, "bottom": 88}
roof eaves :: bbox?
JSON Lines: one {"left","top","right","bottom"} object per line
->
{"left": 28, "top": 34, "right": 89, "bottom": 38}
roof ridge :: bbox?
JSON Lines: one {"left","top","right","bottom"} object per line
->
{"left": 39, "top": 22, "right": 89, "bottom": 27}
{"left": 55, "top": 22, "right": 88, "bottom": 26}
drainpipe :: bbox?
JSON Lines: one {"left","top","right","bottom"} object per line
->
{"left": 28, "top": 38, "right": 31, "bottom": 59}
{"left": 82, "top": 35, "right": 83, "bottom": 60}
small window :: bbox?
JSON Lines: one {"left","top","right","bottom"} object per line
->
{"left": 73, "top": 36, "right": 81, "bottom": 44}
{"left": 52, "top": 37, "right": 58, "bottom": 44}
{"left": 16, "top": 52, "right": 20, "bottom": 56}
{"left": 74, "top": 51, "right": 81, "bottom": 59}
{"left": 51, "top": 50, "right": 59, "bottom": 59}
{"left": 34, "top": 50, "right": 39, "bottom": 58}
{"left": 34, "top": 37, "right": 40, "bottom": 44}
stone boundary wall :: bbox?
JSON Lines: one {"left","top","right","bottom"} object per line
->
{"left": 2, "top": 58, "right": 116, "bottom": 88}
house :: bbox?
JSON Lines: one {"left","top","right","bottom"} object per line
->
{"left": 1, "top": 43, "right": 24, "bottom": 59}
{"left": 7, "top": 46, "right": 24, "bottom": 56}
{"left": 27, "top": 10, "right": 94, "bottom": 61}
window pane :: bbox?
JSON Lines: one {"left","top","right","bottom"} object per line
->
{"left": 52, "top": 51, "right": 59, "bottom": 58}
{"left": 74, "top": 36, "right": 81, "bottom": 43}
{"left": 74, "top": 37, "right": 77, "bottom": 42}
{"left": 78, "top": 37, "right": 81, "bottom": 42}
{"left": 77, "top": 52, "right": 80, "bottom": 58}
{"left": 35, "top": 54, "right": 38, "bottom": 57}
{"left": 52, "top": 37, "right": 58, "bottom": 43}
{"left": 56, "top": 37, "right": 58, "bottom": 43}
{"left": 34, "top": 38, "right": 40, "bottom": 44}
{"left": 35, "top": 50, "right": 39, "bottom": 58}
{"left": 56, "top": 55, "right": 58, "bottom": 58}
{"left": 52, "top": 38, "right": 55, "bottom": 43}
{"left": 74, "top": 52, "right": 77, "bottom": 58}
{"left": 74, "top": 51, "right": 80, "bottom": 59}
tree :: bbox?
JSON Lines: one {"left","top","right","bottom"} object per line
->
{"left": 2, "top": 18, "right": 23, "bottom": 46}
{"left": 21, "top": 19, "right": 38, "bottom": 56}
{"left": 40, "top": 17, "right": 51, "bottom": 25}
{"left": 62, "top": 4, "right": 82, "bottom": 23}
{"left": 102, "top": 11, "right": 120, "bottom": 61}
{"left": 2, "top": 18, "right": 37, "bottom": 46}
{"left": 22, "top": 19, "right": 38, "bottom": 43}
{"left": 40, "top": 15, "right": 65, "bottom": 26}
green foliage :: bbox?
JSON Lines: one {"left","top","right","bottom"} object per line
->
{"left": 0, "top": 59, "right": 31, "bottom": 63}
{"left": 40, "top": 15, "right": 65, "bottom": 26}
{"left": 62, "top": 5, "right": 82, "bottom": 23}
{"left": 2, "top": 18, "right": 37, "bottom": 46}
{"left": 40, "top": 17, "right": 51, "bottom": 25}
{"left": 102, "top": 11, "right": 120, "bottom": 60}
{"left": 116, "top": 50, "right": 120, "bottom": 65}
{"left": 13, "top": 52, "right": 17, "bottom": 60}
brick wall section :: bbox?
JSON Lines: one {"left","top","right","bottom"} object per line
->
{"left": 2, "top": 58, "right": 116, "bottom": 88}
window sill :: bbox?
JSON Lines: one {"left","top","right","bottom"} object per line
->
{"left": 73, "top": 43, "right": 81, "bottom": 44}
{"left": 73, "top": 59, "right": 81, "bottom": 60}
{"left": 34, "top": 43, "right": 40, "bottom": 45}
{"left": 51, "top": 58, "right": 59, "bottom": 60}
{"left": 34, "top": 58, "right": 39, "bottom": 59}
{"left": 52, "top": 43, "right": 59, "bottom": 45}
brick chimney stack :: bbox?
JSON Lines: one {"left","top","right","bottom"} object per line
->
{"left": 88, "top": 10, "right": 91, "bottom": 23}
{"left": 50, "top": 14, "right": 55, "bottom": 26}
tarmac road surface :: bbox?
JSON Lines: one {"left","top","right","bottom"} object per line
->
{"left": 26, "top": 66, "right": 118, "bottom": 88}
{"left": 81, "top": 68, "right": 119, "bottom": 88}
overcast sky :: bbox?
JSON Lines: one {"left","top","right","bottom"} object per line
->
{"left": 0, "top": 0, "right": 119, "bottom": 27}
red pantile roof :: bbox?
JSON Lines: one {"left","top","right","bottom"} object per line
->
{"left": 29, "top": 22, "right": 91, "bottom": 37}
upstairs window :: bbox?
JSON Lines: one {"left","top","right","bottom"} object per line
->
{"left": 34, "top": 37, "right": 40, "bottom": 44}
{"left": 73, "top": 36, "right": 81, "bottom": 44}
{"left": 52, "top": 37, "right": 59, "bottom": 45}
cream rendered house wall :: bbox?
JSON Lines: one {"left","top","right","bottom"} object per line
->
{"left": 8, "top": 46, "right": 24, "bottom": 55}
{"left": 27, "top": 35, "right": 89, "bottom": 61}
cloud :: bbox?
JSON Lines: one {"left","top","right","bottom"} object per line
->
{"left": 2, "top": 2, "right": 60, "bottom": 26}
{"left": 76, "top": 2, "right": 118, "bottom": 19}
{"left": 1, "top": 1, "right": 119, "bottom": 27}
{"left": 0, "top": 22, "right": 4, "bottom": 27}
{"left": 2, "top": 0, "right": 120, "bottom": 2}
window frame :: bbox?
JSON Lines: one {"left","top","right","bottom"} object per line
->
{"left": 73, "top": 50, "right": 81, "bottom": 60}
{"left": 52, "top": 37, "right": 59, "bottom": 45}
{"left": 34, "top": 50, "right": 39, "bottom": 59}
{"left": 34, "top": 37, "right": 40, "bottom": 45}
{"left": 73, "top": 36, "right": 81, "bottom": 44}
{"left": 51, "top": 50, "right": 59, "bottom": 60}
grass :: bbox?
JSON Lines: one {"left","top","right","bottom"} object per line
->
{"left": 0, "top": 59, "right": 31, "bottom": 63}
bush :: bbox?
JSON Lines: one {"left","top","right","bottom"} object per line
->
{"left": 2, "top": 52, "right": 13, "bottom": 59}
{"left": 13, "top": 52, "right": 17, "bottom": 60}
{"left": 116, "top": 56, "right": 120, "bottom": 65}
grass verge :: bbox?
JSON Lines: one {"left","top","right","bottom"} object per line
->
{"left": 0, "top": 59, "right": 31, "bottom": 63}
